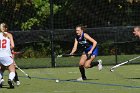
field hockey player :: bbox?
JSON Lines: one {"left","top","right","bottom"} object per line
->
{"left": 70, "top": 24, "right": 103, "bottom": 81}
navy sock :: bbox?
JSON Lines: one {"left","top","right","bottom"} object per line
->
{"left": 14, "top": 71, "right": 19, "bottom": 81}
{"left": 79, "top": 66, "right": 86, "bottom": 79}
{"left": 90, "top": 61, "right": 99, "bottom": 68}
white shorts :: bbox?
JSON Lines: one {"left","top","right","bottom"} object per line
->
{"left": 0, "top": 56, "right": 13, "bottom": 66}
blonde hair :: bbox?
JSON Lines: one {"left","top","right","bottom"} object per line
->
{"left": 0, "top": 23, "right": 8, "bottom": 30}
{"left": 0, "top": 23, "right": 8, "bottom": 37}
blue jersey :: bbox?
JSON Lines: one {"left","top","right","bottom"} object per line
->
{"left": 76, "top": 32, "right": 92, "bottom": 49}
{"left": 76, "top": 32, "right": 98, "bottom": 56}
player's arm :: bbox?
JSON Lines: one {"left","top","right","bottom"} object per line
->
{"left": 7, "top": 33, "right": 15, "bottom": 49}
{"left": 84, "top": 33, "right": 97, "bottom": 54}
{"left": 70, "top": 38, "right": 78, "bottom": 55}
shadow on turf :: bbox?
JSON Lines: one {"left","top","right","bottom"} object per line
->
{"left": 126, "top": 77, "right": 140, "bottom": 79}
{"left": 64, "top": 78, "right": 99, "bottom": 81}
{"left": 0, "top": 84, "right": 13, "bottom": 89}
{"left": 0, "top": 85, "right": 8, "bottom": 88}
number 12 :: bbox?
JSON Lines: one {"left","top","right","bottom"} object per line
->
{"left": 0, "top": 39, "right": 7, "bottom": 48}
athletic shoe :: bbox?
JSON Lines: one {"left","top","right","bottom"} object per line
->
{"left": 16, "top": 81, "right": 20, "bottom": 86}
{"left": 82, "top": 76, "right": 87, "bottom": 80}
{"left": 77, "top": 77, "right": 83, "bottom": 81}
{"left": 97, "top": 59, "right": 103, "bottom": 71}
{"left": 8, "top": 79, "right": 14, "bottom": 89}
{"left": 77, "top": 77, "right": 87, "bottom": 81}
{"left": 0, "top": 79, "right": 4, "bottom": 85}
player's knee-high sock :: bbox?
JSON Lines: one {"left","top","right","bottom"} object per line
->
{"left": 0, "top": 71, "right": 2, "bottom": 87}
{"left": 14, "top": 71, "right": 19, "bottom": 81}
{"left": 0, "top": 71, "right": 2, "bottom": 80}
{"left": 9, "top": 72, "right": 15, "bottom": 81}
{"left": 90, "top": 61, "right": 99, "bottom": 68}
{"left": 79, "top": 66, "right": 86, "bottom": 79}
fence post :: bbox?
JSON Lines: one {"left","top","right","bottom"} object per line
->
{"left": 114, "top": 29, "right": 118, "bottom": 65}
{"left": 50, "top": 0, "right": 55, "bottom": 67}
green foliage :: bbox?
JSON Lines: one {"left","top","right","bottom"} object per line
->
{"left": 99, "top": 41, "right": 114, "bottom": 55}
{"left": 15, "top": 42, "right": 63, "bottom": 58}
{"left": 33, "top": 0, "right": 50, "bottom": 18}
{"left": 21, "top": 0, "right": 60, "bottom": 30}
{"left": 15, "top": 42, "right": 50, "bottom": 58}
{"left": 21, "top": 18, "right": 39, "bottom": 30}
{"left": 0, "top": 0, "right": 140, "bottom": 30}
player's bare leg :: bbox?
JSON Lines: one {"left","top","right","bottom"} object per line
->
{"left": 85, "top": 55, "right": 102, "bottom": 70}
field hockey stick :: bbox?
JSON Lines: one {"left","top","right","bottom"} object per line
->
{"left": 57, "top": 53, "right": 92, "bottom": 59}
{"left": 12, "top": 50, "right": 25, "bottom": 55}
{"left": 15, "top": 65, "right": 31, "bottom": 79}
{"left": 110, "top": 56, "right": 140, "bottom": 72}
{"left": 86, "top": 54, "right": 92, "bottom": 59}
{"left": 57, "top": 54, "right": 81, "bottom": 58}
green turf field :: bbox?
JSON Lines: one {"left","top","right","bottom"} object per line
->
{"left": 1, "top": 65, "right": 140, "bottom": 93}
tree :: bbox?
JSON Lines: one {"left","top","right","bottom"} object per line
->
{"left": 22, "top": 0, "right": 60, "bottom": 30}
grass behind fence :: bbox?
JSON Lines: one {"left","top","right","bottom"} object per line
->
{"left": 14, "top": 55, "right": 140, "bottom": 68}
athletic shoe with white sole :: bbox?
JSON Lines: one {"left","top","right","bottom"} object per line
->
{"left": 77, "top": 76, "right": 87, "bottom": 81}
{"left": 16, "top": 81, "right": 20, "bottom": 86}
{"left": 77, "top": 77, "right": 83, "bottom": 81}
{"left": 8, "top": 79, "right": 14, "bottom": 89}
{"left": 97, "top": 59, "right": 103, "bottom": 71}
